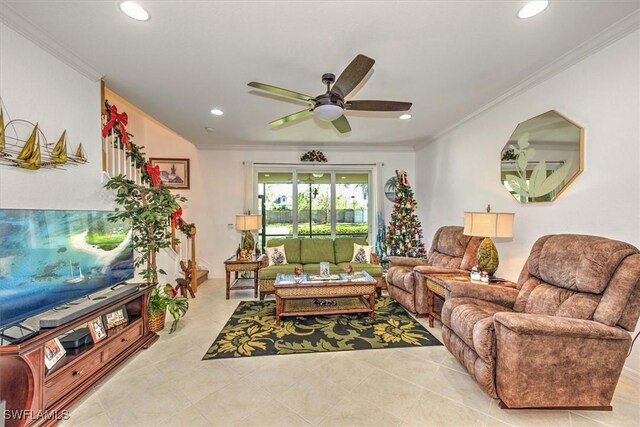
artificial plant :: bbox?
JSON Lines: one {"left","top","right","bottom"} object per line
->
{"left": 149, "top": 284, "right": 189, "bottom": 333}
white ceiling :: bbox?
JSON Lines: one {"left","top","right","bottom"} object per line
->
{"left": 2, "top": 1, "right": 639, "bottom": 149}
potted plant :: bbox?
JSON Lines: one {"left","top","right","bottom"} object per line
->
{"left": 148, "top": 284, "right": 189, "bottom": 333}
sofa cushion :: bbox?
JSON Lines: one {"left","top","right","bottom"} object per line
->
{"left": 526, "top": 234, "right": 638, "bottom": 294}
{"left": 301, "top": 263, "right": 340, "bottom": 274}
{"left": 301, "top": 239, "right": 335, "bottom": 264}
{"left": 386, "top": 266, "right": 415, "bottom": 293}
{"left": 443, "top": 297, "right": 512, "bottom": 363}
{"left": 334, "top": 237, "right": 368, "bottom": 263}
{"left": 351, "top": 243, "right": 373, "bottom": 263}
{"left": 337, "top": 262, "right": 383, "bottom": 277}
{"left": 259, "top": 263, "right": 302, "bottom": 280}
{"left": 267, "top": 238, "right": 301, "bottom": 264}
{"left": 514, "top": 278, "right": 600, "bottom": 319}
{"left": 265, "top": 245, "right": 288, "bottom": 266}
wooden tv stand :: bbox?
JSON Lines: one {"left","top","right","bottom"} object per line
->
{"left": 0, "top": 285, "right": 158, "bottom": 427}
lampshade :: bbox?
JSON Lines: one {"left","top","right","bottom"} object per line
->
{"left": 314, "top": 104, "right": 344, "bottom": 122}
{"left": 463, "top": 211, "right": 514, "bottom": 238}
{"left": 236, "top": 214, "right": 262, "bottom": 231}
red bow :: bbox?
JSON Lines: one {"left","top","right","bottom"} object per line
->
{"left": 171, "top": 207, "right": 185, "bottom": 228}
{"left": 145, "top": 161, "right": 161, "bottom": 189}
{"left": 102, "top": 105, "right": 130, "bottom": 150}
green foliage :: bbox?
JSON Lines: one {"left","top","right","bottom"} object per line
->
{"left": 105, "top": 174, "right": 186, "bottom": 283}
{"left": 269, "top": 223, "right": 368, "bottom": 235}
{"left": 149, "top": 286, "right": 189, "bottom": 334}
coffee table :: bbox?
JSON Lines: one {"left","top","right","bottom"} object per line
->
{"left": 274, "top": 271, "right": 378, "bottom": 326}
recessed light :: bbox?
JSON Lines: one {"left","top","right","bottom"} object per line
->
{"left": 399, "top": 114, "right": 411, "bottom": 120}
{"left": 210, "top": 108, "right": 224, "bottom": 116}
{"left": 119, "top": 2, "right": 150, "bottom": 21}
{"left": 517, "top": 1, "right": 549, "bottom": 19}
{"left": 205, "top": 127, "right": 214, "bottom": 132}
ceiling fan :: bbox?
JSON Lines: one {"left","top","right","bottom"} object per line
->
{"left": 248, "top": 54, "right": 412, "bottom": 134}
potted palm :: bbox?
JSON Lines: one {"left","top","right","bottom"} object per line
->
{"left": 148, "top": 284, "right": 189, "bottom": 333}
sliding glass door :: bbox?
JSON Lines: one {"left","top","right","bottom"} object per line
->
{"left": 257, "top": 169, "right": 371, "bottom": 248}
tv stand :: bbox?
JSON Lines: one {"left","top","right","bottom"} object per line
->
{"left": 0, "top": 285, "right": 157, "bottom": 427}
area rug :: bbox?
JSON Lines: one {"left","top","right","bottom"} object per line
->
{"left": 202, "top": 297, "right": 441, "bottom": 359}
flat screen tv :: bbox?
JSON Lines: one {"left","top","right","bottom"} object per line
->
{"left": 0, "top": 209, "right": 134, "bottom": 329}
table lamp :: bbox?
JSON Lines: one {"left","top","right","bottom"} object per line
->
{"left": 236, "top": 213, "right": 262, "bottom": 254}
{"left": 463, "top": 205, "right": 514, "bottom": 276}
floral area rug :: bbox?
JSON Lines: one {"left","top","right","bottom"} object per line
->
{"left": 202, "top": 297, "right": 441, "bottom": 359}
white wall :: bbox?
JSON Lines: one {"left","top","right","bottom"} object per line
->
{"left": 0, "top": 23, "right": 106, "bottom": 209}
{"left": 197, "top": 148, "right": 415, "bottom": 277}
{"left": 415, "top": 30, "right": 640, "bottom": 378}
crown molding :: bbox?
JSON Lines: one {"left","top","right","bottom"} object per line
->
{"left": 418, "top": 9, "right": 640, "bottom": 148}
{"left": 0, "top": 4, "right": 103, "bottom": 82}
{"left": 194, "top": 141, "right": 416, "bottom": 152}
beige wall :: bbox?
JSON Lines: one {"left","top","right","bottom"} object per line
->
{"left": 414, "top": 30, "right": 640, "bottom": 379}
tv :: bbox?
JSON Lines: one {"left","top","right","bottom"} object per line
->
{"left": 0, "top": 209, "right": 134, "bottom": 329}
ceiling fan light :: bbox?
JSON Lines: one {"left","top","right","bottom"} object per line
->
{"left": 517, "top": 1, "right": 549, "bottom": 19}
{"left": 314, "top": 104, "right": 344, "bottom": 122}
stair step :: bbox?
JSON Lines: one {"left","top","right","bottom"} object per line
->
{"left": 196, "top": 269, "right": 209, "bottom": 286}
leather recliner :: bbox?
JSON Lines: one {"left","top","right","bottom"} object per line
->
{"left": 442, "top": 234, "right": 640, "bottom": 408}
{"left": 386, "top": 226, "right": 481, "bottom": 315}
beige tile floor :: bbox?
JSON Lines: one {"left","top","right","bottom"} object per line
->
{"left": 61, "top": 278, "right": 640, "bottom": 427}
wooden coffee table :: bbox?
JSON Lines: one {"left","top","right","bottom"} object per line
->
{"left": 274, "top": 272, "right": 378, "bottom": 326}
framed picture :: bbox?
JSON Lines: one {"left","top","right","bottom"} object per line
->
{"left": 87, "top": 316, "right": 107, "bottom": 343}
{"left": 149, "top": 158, "right": 190, "bottom": 189}
{"left": 103, "top": 306, "right": 129, "bottom": 330}
{"left": 44, "top": 337, "right": 66, "bottom": 370}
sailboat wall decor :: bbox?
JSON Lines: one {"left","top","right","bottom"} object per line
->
{"left": 0, "top": 99, "right": 89, "bottom": 170}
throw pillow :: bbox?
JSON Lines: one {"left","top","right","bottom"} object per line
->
{"left": 351, "top": 243, "right": 372, "bottom": 264}
{"left": 266, "top": 245, "right": 288, "bottom": 266}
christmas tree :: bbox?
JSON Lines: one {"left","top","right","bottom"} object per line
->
{"left": 385, "top": 170, "right": 427, "bottom": 257}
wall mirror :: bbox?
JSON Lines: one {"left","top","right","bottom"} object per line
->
{"left": 500, "top": 110, "right": 583, "bottom": 203}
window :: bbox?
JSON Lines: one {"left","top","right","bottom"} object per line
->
{"left": 257, "top": 169, "right": 371, "bottom": 248}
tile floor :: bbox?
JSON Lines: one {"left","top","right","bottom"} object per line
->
{"left": 61, "top": 279, "right": 640, "bottom": 427}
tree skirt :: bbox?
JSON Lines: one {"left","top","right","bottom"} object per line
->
{"left": 202, "top": 297, "right": 441, "bottom": 359}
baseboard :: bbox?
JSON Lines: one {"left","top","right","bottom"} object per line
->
{"left": 622, "top": 366, "right": 640, "bottom": 383}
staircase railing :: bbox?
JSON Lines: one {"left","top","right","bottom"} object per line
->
{"left": 171, "top": 221, "right": 198, "bottom": 294}
{"left": 101, "top": 114, "right": 141, "bottom": 184}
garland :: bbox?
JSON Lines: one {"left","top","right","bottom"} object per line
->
{"left": 300, "top": 150, "right": 327, "bottom": 162}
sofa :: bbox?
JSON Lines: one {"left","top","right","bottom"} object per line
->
{"left": 259, "top": 237, "right": 384, "bottom": 300}
{"left": 386, "top": 226, "right": 482, "bottom": 315}
{"left": 442, "top": 234, "right": 640, "bottom": 409}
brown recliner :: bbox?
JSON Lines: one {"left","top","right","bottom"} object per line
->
{"left": 442, "top": 234, "right": 640, "bottom": 409}
{"left": 386, "top": 226, "right": 481, "bottom": 315}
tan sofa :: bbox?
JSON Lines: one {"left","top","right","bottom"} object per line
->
{"left": 442, "top": 234, "right": 640, "bottom": 408}
{"left": 259, "top": 237, "right": 384, "bottom": 300}
{"left": 386, "top": 226, "right": 481, "bottom": 315}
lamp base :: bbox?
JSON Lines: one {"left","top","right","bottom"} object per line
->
{"left": 477, "top": 237, "right": 499, "bottom": 275}
{"left": 241, "top": 231, "right": 255, "bottom": 252}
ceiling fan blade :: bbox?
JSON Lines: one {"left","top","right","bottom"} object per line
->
{"left": 269, "top": 109, "right": 313, "bottom": 127}
{"left": 248, "top": 82, "right": 315, "bottom": 103}
{"left": 331, "top": 115, "right": 351, "bottom": 134}
{"left": 331, "top": 54, "right": 375, "bottom": 99}
{"left": 346, "top": 100, "right": 412, "bottom": 111}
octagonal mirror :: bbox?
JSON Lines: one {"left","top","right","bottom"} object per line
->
{"left": 500, "top": 110, "right": 583, "bottom": 203}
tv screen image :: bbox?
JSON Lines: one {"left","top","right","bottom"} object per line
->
{"left": 0, "top": 209, "right": 134, "bottom": 329}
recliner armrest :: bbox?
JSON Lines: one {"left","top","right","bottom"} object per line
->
{"left": 493, "top": 313, "right": 630, "bottom": 340}
{"left": 446, "top": 281, "right": 518, "bottom": 308}
{"left": 388, "top": 256, "right": 429, "bottom": 268}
